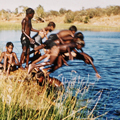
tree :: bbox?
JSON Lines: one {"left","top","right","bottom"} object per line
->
{"left": 35, "top": 5, "right": 45, "bottom": 18}
{"left": 59, "top": 8, "right": 67, "bottom": 14}
{"left": 15, "top": 8, "right": 18, "bottom": 14}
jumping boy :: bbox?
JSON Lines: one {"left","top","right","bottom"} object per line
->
{"left": 28, "top": 37, "right": 85, "bottom": 74}
{"left": 30, "top": 21, "right": 56, "bottom": 62}
{"left": 0, "top": 42, "right": 19, "bottom": 75}
{"left": 63, "top": 51, "right": 101, "bottom": 78}
{"left": 46, "top": 25, "right": 77, "bottom": 45}
{"left": 28, "top": 25, "right": 78, "bottom": 63}
{"left": 19, "top": 8, "right": 40, "bottom": 69}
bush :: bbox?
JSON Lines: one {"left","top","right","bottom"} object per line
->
{"left": 49, "top": 10, "right": 60, "bottom": 16}
{"left": 84, "top": 16, "right": 89, "bottom": 23}
{"left": 64, "top": 11, "right": 74, "bottom": 23}
{"left": 74, "top": 15, "right": 83, "bottom": 22}
{"left": 59, "top": 8, "right": 67, "bottom": 15}
{"left": 35, "top": 5, "right": 45, "bottom": 18}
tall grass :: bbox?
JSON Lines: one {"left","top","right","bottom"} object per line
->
{"left": 0, "top": 69, "right": 108, "bottom": 119}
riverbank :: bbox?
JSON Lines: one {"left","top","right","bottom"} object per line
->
{"left": 0, "top": 14, "right": 120, "bottom": 32}
{"left": 0, "top": 21, "right": 120, "bottom": 32}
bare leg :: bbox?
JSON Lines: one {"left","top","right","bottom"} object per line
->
{"left": 28, "top": 46, "right": 59, "bottom": 74}
{"left": 19, "top": 46, "right": 27, "bottom": 69}
{"left": 51, "top": 55, "right": 63, "bottom": 72}
{"left": 25, "top": 48, "right": 30, "bottom": 69}
{"left": 32, "top": 54, "right": 48, "bottom": 64}
{"left": 3, "top": 55, "right": 7, "bottom": 73}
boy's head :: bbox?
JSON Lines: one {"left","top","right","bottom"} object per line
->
{"left": 6, "top": 42, "right": 14, "bottom": 53}
{"left": 76, "top": 38, "right": 85, "bottom": 50}
{"left": 74, "top": 32, "right": 84, "bottom": 41}
{"left": 74, "top": 32, "right": 85, "bottom": 50}
{"left": 47, "top": 21, "right": 56, "bottom": 31}
{"left": 26, "top": 8, "right": 35, "bottom": 18}
{"left": 69, "top": 25, "right": 77, "bottom": 34}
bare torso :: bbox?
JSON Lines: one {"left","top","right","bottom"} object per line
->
{"left": 22, "top": 17, "right": 32, "bottom": 36}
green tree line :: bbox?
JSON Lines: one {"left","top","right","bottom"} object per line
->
{"left": 0, "top": 5, "right": 120, "bottom": 23}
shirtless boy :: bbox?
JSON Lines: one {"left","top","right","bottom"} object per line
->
{"left": 0, "top": 42, "right": 19, "bottom": 75}
{"left": 19, "top": 8, "right": 40, "bottom": 69}
{"left": 28, "top": 25, "right": 78, "bottom": 64}
{"left": 46, "top": 25, "right": 77, "bottom": 45}
{"left": 35, "top": 70, "right": 64, "bottom": 88}
{"left": 28, "top": 37, "right": 85, "bottom": 74}
{"left": 63, "top": 51, "right": 101, "bottom": 78}
{"left": 30, "top": 21, "right": 56, "bottom": 62}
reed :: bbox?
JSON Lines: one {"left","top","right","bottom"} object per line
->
{"left": 0, "top": 69, "right": 107, "bottom": 119}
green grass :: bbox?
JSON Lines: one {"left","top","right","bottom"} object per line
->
{"left": 0, "top": 22, "right": 120, "bottom": 31}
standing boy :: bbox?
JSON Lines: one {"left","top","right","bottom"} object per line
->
{"left": 20, "top": 8, "right": 39, "bottom": 69}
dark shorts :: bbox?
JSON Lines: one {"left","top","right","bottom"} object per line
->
{"left": 48, "top": 34, "right": 58, "bottom": 41}
{"left": 31, "top": 33, "right": 42, "bottom": 48}
{"left": 21, "top": 34, "right": 30, "bottom": 49}
{"left": 44, "top": 40, "right": 57, "bottom": 49}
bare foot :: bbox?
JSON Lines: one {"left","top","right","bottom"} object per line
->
{"left": 28, "top": 64, "right": 36, "bottom": 74}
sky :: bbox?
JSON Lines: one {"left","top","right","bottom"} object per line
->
{"left": 0, "top": 0, "right": 120, "bottom": 12}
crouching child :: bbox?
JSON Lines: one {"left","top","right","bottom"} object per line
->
{"left": 0, "top": 42, "right": 20, "bottom": 75}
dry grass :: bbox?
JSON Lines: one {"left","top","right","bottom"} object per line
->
{"left": 0, "top": 70, "right": 108, "bottom": 120}
{"left": 0, "top": 14, "right": 120, "bottom": 31}
{"left": 0, "top": 68, "right": 108, "bottom": 119}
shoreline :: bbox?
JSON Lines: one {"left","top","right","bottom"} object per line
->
{"left": 0, "top": 22, "right": 120, "bottom": 32}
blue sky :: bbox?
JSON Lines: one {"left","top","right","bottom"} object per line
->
{"left": 0, "top": 0, "right": 120, "bottom": 12}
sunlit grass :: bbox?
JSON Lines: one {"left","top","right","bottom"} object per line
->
{"left": 0, "top": 22, "right": 120, "bottom": 31}
{"left": 0, "top": 68, "right": 108, "bottom": 119}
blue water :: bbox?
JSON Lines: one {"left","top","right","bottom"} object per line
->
{"left": 0, "top": 30, "right": 120, "bottom": 119}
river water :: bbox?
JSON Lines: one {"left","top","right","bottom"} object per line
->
{"left": 0, "top": 30, "right": 120, "bottom": 119}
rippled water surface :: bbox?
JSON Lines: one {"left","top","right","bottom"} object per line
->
{"left": 0, "top": 30, "right": 120, "bottom": 119}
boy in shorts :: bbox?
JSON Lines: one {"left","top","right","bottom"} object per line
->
{"left": 20, "top": 8, "right": 40, "bottom": 69}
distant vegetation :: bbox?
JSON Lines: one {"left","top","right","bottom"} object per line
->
{"left": 0, "top": 5, "right": 120, "bottom": 23}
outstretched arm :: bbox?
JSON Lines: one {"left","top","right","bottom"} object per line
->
{"left": 83, "top": 53, "right": 101, "bottom": 78}
{"left": 31, "top": 27, "right": 39, "bottom": 33}
{"left": 28, "top": 44, "right": 46, "bottom": 55}
{"left": 34, "top": 44, "right": 46, "bottom": 51}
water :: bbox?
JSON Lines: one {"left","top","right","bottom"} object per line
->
{"left": 0, "top": 30, "right": 120, "bottom": 119}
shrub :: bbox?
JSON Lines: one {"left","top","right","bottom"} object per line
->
{"left": 74, "top": 15, "right": 83, "bottom": 22}
{"left": 64, "top": 11, "right": 74, "bottom": 23}
{"left": 59, "top": 8, "right": 67, "bottom": 15}
{"left": 35, "top": 5, "right": 45, "bottom": 18}
{"left": 49, "top": 10, "right": 60, "bottom": 16}
{"left": 84, "top": 16, "right": 89, "bottom": 23}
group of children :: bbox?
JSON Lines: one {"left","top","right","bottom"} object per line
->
{"left": 0, "top": 7, "right": 101, "bottom": 85}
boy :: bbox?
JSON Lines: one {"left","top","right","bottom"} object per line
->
{"left": 28, "top": 37, "right": 85, "bottom": 74}
{"left": 47, "top": 25, "right": 77, "bottom": 44}
{"left": 35, "top": 70, "right": 64, "bottom": 88}
{"left": 28, "top": 25, "right": 78, "bottom": 62}
{"left": 20, "top": 8, "right": 40, "bottom": 69}
{"left": 0, "top": 42, "right": 19, "bottom": 75}
{"left": 30, "top": 21, "right": 56, "bottom": 62}
{"left": 63, "top": 51, "right": 101, "bottom": 78}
